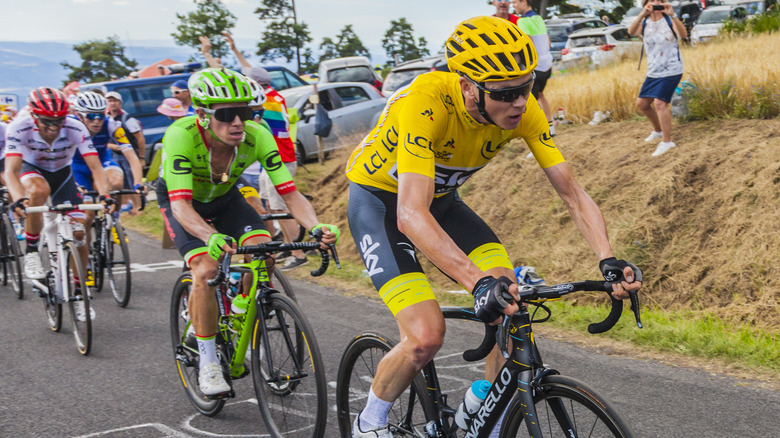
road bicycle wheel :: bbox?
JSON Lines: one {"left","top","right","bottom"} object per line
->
{"left": 251, "top": 293, "right": 327, "bottom": 438}
{"left": 106, "top": 222, "right": 131, "bottom": 307}
{"left": 169, "top": 273, "right": 225, "bottom": 416}
{"left": 335, "top": 333, "right": 436, "bottom": 437}
{"left": 64, "top": 241, "right": 92, "bottom": 355}
{"left": 1, "top": 214, "right": 24, "bottom": 299}
{"left": 88, "top": 219, "right": 105, "bottom": 293}
{"left": 271, "top": 268, "right": 297, "bottom": 301}
{"left": 503, "top": 374, "right": 635, "bottom": 438}
{"left": 39, "top": 241, "right": 61, "bottom": 332}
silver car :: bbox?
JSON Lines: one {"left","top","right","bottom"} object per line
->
{"left": 280, "top": 82, "right": 387, "bottom": 164}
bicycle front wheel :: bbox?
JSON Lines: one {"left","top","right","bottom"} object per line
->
{"left": 88, "top": 219, "right": 105, "bottom": 293}
{"left": 335, "top": 333, "right": 436, "bottom": 437}
{"left": 169, "top": 273, "right": 225, "bottom": 416}
{"left": 503, "top": 374, "right": 635, "bottom": 437}
{"left": 251, "top": 293, "right": 327, "bottom": 438}
{"left": 1, "top": 214, "right": 24, "bottom": 299}
{"left": 65, "top": 241, "right": 91, "bottom": 355}
{"left": 107, "top": 222, "right": 131, "bottom": 307}
{"left": 271, "top": 268, "right": 296, "bottom": 301}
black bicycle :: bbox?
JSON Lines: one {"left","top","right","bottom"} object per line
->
{"left": 85, "top": 189, "right": 145, "bottom": 307}
{"left": 336, "top": 282, "right": 643, "bottom": 437}
{"left": 0, "top": 188, "right": 23, "bottom": 299}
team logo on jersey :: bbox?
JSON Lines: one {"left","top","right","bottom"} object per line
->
{"left": 403, "top": 133, "right": 433, "bottom": 159}
{"left": 434, "top": 150, "right": 453, "bottom": 161}
{"left": 397, "top": 242, "right": 417, "bottom": 263}
{"left": 539, "top": 132, "right": 555, "bottom": 148}
{"left": 359, "top": 234, "right": 384, "bottom": 277}
{"left": 432, "top": 165, "right": 483, "bottom": 193}
{"left": 421, "top": 108, "right": 434, "bottom": 121}
{"left": 263, "top": 150, "right": 283, "bottom": 171}
{"left": 443, "top": 138, "right": 455, "bottom": 149}
{"left": 171, "top": 155, "right": 192, "bottom": 175}
{"left": 439, "top": 94, "right": 455, "bottom": 114}
{"left": 480, "top": 139, "right": 510, "bottom": 160}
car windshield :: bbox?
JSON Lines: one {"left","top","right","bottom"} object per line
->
{"left": 548, "top": 26, "right": 570, "bottom": 42}
{"left": 327, "top": 66, "right": 373, "bottom": 83}
{"left": 280, "top": 86, "right": 312, "bottom": 108}
{"left": 739, "top": 2, "right": 762, "bottom": 14}
{"left": 570, "top": 35, "right": 607, "bottom": 48}
{"left": 697, "top": 9, "right": 730, "bottom": 24}
{"left": 384, "top": 68, "right": 429, "bottom": 91}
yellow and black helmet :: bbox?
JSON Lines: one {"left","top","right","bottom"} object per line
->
{"left": 445, "top": 16, "right": 538, "bottom": 82}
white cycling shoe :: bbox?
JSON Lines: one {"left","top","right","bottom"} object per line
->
{"left": 198, "top": 362, "right": 231, "bottom": 397}
{"left": 24, "top": 252, "right": 46, "bottom": 280}
{"left": 353, "top": 415, "right": 393, "bottom": 437}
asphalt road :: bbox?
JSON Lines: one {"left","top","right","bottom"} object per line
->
{"left": 0, "top": 230, "right": 777, "bottom": 437}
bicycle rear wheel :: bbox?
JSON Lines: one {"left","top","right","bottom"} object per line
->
{"left": 106, "top": 222, "right": 131, "bottom": 307}
{"left": 1, "top": 214, "right": 24, "bottom": 299}
{"left": 65, "top": 242, "right": 91, "bottom": 355}
{"left": 335, "top": 333, "right": 436, "bottom": 437}
{"left": 38, "top": 240, "right": 61, "bottom": 331}
{"left": 88, "top": 219, "right": 105, "bottom": 293}
{"left": 251, "top": 293, "right": 327, "bottom": 438}
{"left": 169, "top": 273, "right": 225, "bottom": 416}
{"left": 503, "top": 374, "right": 635, "bottom": 437}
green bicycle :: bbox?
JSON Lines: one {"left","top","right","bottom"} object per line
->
{"left": 170, "top": 236, "right": 340, "bottom": 437}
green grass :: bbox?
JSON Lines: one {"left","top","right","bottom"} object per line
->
{"left": 120, "top": 200, "right": 165, "bottom": 239}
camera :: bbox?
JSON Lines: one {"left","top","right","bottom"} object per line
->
{"left": 653, "top": 5, "right": 665, "bottom": 10}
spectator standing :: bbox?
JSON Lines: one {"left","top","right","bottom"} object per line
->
{"left": 157, "top": 64, "right": 167, "bottom": 76}
{"left": 492, "top": 0, "right": 518, "bottom": 24}
{"left": 171, "top": 80, "right": 195, "bottom": 116}
{"left": 106, "top": 91, "right": 146, "bottom": 214}
{"left": 628, "top": 0, "right": 686, "bottom": 157}
{"left": 512, "top": 0, "right": 556, "bottom": 136}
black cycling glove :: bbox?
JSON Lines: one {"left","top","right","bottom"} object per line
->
{"left": 599, "top": 257, "right": 643, "bottom": 284}
{"left": 472, "top": 275, "right": 514, "bottom": 323}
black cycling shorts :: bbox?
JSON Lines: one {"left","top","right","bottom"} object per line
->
{"left": 532, "top": 68, "right": 552, "bottom": 98}
{"left": 347, "top": 181, "right": 512, "bottom": 315}
{"left": 156, "top": 178, "right": 270, "bottom": 266}
{"left": 21, "top": 162, "right": 83, "bottom": 207}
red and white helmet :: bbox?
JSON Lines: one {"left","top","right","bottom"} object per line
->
{"left": 28, "top": 87, "right": 69, "bottom": 118}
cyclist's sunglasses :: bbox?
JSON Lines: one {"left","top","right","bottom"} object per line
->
{"left": 202, "top": 107, "right": 254, "bottom": 123}
{"left": 35, "top": 116, "right": 66, "bottom": 127}
{"left": 82, "top": 112, "right": 104, "bottom": 121}
{"left": 470, "top": 72, "right": 536, "bottom": 103}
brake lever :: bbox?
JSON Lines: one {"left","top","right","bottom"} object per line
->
{"left": 628, "top": 290, "right": 643, "bottom": 329}
{"left": 329, "top": 243, "right": 341, "bottom": 269}
{"left": 495, "top": 315, "right": 512, "bottom": 360}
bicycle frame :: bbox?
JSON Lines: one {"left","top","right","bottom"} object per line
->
{"left": 27, "top": 204, "right": 103, "bottom": 301}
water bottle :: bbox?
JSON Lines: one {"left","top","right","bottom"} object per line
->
{"left": 227, "top": 272, "right": 242, "bottom": 299}
{"left": 454, "top": 380, "right": 491, "bottom": 430}
{"left": 230, "top": 293, "right": 251, "bottom": 332}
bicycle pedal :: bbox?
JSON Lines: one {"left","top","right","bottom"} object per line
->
{"left": 204, "top": 389, "right": 235, "bottom": 400}
{"left": 176, "top": 354, "right": 197, "bottom": 367}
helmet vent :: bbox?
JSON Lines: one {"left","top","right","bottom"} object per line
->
{"left": 479, "top": 33, "right": 495, "bottom": 46}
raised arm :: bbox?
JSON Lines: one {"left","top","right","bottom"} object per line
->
{"left": 199, "top": 36, "right": 222, "bottom": 68}
{"left": 223, "top": 32, "right": 252, "bottom": 69}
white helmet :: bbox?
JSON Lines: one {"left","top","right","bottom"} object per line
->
{"left": 73, "top": 91, "right": 107, "bottom": 113}
{"left": 247, "top": 77, "right": 267, "bottom": 107}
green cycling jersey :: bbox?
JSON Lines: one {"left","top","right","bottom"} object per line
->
{"left": 160, "top": 116, "right": 295, "bottom": 203}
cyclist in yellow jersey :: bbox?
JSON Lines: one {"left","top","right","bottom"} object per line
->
{"left": 346, "top": 16, "right": 643, "bottom": 438}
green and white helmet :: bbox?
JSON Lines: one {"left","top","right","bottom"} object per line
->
{"left": 188, "top": 67, "right": 254, "bottom": 108}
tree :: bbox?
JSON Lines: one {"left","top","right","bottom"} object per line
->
{"left": 255, "top": 0, "right": 312, "bottom": 74}
{"left": 334, "top": 25, "right": 370, "bottom": 58}
{"left": 382, "top": 18, "right": 429, "bottom": 66}
{"left": 172, "top": 0, "right": 237, "bottom": 61}
{"left": 61, "top": 36, "right": 138, "bottom": 84}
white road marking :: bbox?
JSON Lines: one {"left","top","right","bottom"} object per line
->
{"left": 72, "top": 423, "right": 191, "bottom": 438}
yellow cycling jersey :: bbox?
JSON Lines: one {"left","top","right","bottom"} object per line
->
{"left": 345, "top": 71, "right": 565, "bottom": 196}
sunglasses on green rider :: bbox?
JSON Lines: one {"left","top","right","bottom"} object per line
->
{"left": 469, "top": 72, "right": 536, "bottom": 103}
{"left": 201, "top": 106, "right": 254, "bottom": 123}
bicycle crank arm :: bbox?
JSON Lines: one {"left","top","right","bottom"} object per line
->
{"left": 267, "top": 372, "right": 309, "bottom": 383}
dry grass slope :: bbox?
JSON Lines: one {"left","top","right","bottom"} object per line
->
{"left": 307, "top": 118, "right": 780, "bottom": 331}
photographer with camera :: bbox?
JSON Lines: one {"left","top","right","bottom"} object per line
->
{"left": 628, "top": 0, "right": 687, "bottom": 157}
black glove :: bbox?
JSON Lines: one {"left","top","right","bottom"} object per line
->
{"left": 472, "top": 275, "right": 514, "bottom": 323}
{"left": 98, "top": 195, "right": 116, "bottom": 206}
{"left": 599, "top": 257, "right": 643, "bottom": 284}
{"left": 10, "top": 197, "right": 28, "bottom": 212}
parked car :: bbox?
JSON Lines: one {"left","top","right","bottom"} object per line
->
{"left": 690, "top": 5, "right": 748, "bottom": 44}
{"left": 279, "top": 82, "right": 387, "bottom": 164}
{"left": 381, "top": 54, "right": 448, "bottom": 95}
{"left": 620, "top": 6, "right": 644, "bottom": 27}
{"left": 318, "top": 56, "right": 383, "bottom": 92}
{"left": 561, "top": 25, "right": 642, "bottom": 67}
{"left": 83, "top": 64, "right": 307, "bottom": 164}
{"left": 735, "top": 0, "right": 766, "bottom": 17}
{"left": 546, "top": 17, "right": 609, "bottom": 61}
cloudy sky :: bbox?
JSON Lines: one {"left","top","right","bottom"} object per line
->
{"left": 3, "top": 0, "right": 499, "bottom": 52}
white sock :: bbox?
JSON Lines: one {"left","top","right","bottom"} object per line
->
{"left": 359, "top": 387, "right": 393, "bottom": 430}
{"left": 196, "top": 334, "right": 218, "bottom": 370}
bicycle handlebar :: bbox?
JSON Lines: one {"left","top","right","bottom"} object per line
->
{"left": 462, "top": 280, "right": 643, "bottom": 363}
{"left": 25, "top": 204, "right": 105, "bottom": 213}
{"left": 83, "top": 189, "right": 147, "bottom": 211}
{"left": 259, "top": 212, "right": 294, "bottom": 221}
{"left": 206, "top": 238, "right": 341, "bottom": 287}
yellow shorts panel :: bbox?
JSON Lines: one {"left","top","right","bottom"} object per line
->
{"left": 379, "top": 272, "right": 436, "bottom": 316}
{"left": 468, "top": 242, "right": 513, "bottom": 272}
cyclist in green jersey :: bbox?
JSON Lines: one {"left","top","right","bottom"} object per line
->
{"left": 157, "top": 68, "right": 339, "bottom": 397}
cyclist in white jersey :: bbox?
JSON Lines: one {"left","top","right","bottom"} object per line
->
{"left": 4, "top": 87, "right": 111, "bottom": 298}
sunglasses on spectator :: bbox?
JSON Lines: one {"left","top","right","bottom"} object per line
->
{"left": 252, "top": 109, "right": 265, "bottom": 120}
{"left": 469, "top": 72, "right": 536, "bottom": 102}
{"left": 202, "top": 106, "right": 254, "bottom": 123}
{"left": 172, "top": 90, "right": 186, "bottom": 95}
{"left": 81, "top": 112, "right": 104, "bottom": 121}
{"left": 35, "top": 116, "right": 66, "bottom": 127}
